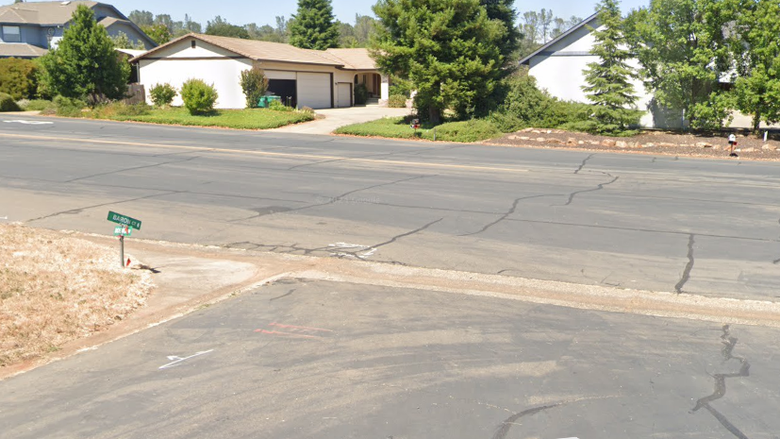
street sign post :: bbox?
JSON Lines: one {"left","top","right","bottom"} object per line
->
{"left": 107, "top": 211, "right": 141, "bottom": 268}
{"left": 107, "top": 211, "right": 142, "bottom": 230}
{"left": 114, "top": 226, "right": 132, "bottom": 237}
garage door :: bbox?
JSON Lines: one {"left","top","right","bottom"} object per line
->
{"left": 336, "top": 83, "right": 352, "bottom": 108}
{"left": 297, "top": 72, "right": 332, "bottom": 109}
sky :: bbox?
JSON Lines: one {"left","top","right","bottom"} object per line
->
{"left": 89, "top": 0, "right": 651, "bottom": 28}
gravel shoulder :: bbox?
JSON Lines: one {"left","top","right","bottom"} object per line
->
{"left": 488, "top": 128, "right": 780, "bottom": 161}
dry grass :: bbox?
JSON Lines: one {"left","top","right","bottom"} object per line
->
{"left": 0, "top": 224, "right": 153, "bottom": 367}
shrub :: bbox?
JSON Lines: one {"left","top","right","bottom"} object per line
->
{"left": 425, "top": 119, "right": 502, "bottom": 143}
{"left": 0, "top": 58, "right": 38, "bottom": 100}
{"left": 149, "top": 83, "right": 177, "bottom": 107}
{"left": 268, "top": 99, "right": 292, "bottom": 112}
{"left": 354, "top": 83, "right": 368, "bottom": 105}
{"left": 239, "top": 67, "right": 268, "bottom": 108}
{"left": 53, "top": 95, "right": 86, "bottom": 117}
{"left": 87, "top": 102, "right": 151, "bottom": 119}
{"left": 180, "top": 79, "right": 218, "bottom": 115}
{"left": 21, "top": 99, "right": 55, "bottom": 112}
{"left": 0, "top": 93, "right": 21, "bottom": 112}
{"left": 487, "top": 111, "right": 524, "bottom": 133}
{"left": 388, "top": 94, "right": 407, "bottom": 108}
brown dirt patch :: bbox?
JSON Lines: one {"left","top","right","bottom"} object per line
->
{"left": 489, "top": 128, "right": 780, "bottom": 160}
{"left": 0, "top": 224, "right": 153, "bottom": 367}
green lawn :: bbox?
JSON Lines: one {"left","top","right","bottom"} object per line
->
{"left": 335, "top": 117, "right": 503, "bottom": 143}
{"left": 103, "top": 107, "right": 314, "bottom": 130}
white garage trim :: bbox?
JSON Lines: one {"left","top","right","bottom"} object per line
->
{"left": 264, "top": 70, "right": 297, "bottom": 80}
{"left": 297, "top": 72, "right": 332, "bottom": 109}
{"left": 336, "top": 82, "right": 352, "bottom": 108}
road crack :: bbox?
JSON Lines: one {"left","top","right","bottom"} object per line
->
{"left": 369, "top": 218, "right": 443, "bottom": 251}
{"left": 691, "top": 325, "right": 751, "bottom": 439}
{"left": 231, "top": 174, "right": 431, "bottom": 222}
{"left": 461, "top": 194, "right": 559, "bottom": 237}
{"left": 492, "top": 403, "right": 563, "bottom": 439}
{"left": 269, "top": 288, "right": 295, "bottom": 301}
{"left": 66, "top": 156, "right": 199, "bottom": 183}
{"left": 674, "top": 233, "right": 696, "bottom": 294}
{"left": 574, "top": 153, "right": 596, "bottom": 174}
{"left": 562, "top": 175, "right": 619, "bottom": 206}
{"left": 26, "top": 190, "right": 183, "bottom": 223}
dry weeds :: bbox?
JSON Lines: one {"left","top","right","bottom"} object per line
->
{"left": 0, "top": 224, "right": 153, "bottom": 367}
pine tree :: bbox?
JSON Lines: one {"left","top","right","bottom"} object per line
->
{"left": 582, "top": 0, "right": 641, "bottom": 134}
{"left": 289, "top": 0, "right": 339, "bottom": 50}
{"left": 39, "top": 5, "right": 129, "bottom": 102}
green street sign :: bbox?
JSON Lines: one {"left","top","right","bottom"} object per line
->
{"left": 114, "top": 226, "right": 133, "bottom": 237}
{"left": 107, "top": 211, "right": 142, "bottom": 230}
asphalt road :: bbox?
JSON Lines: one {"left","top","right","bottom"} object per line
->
{"left": 1, "top": 280, "right": 778, "bottom": 439}
{"left": 2, "top": 115, "right": 779, "bottom": 300}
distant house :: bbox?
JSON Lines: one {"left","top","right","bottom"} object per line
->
{"left": 131, "top": 33, "right": 389, "bottom": 109}
{"left": 519, "top": 13, "right": 668, "bottom": 129}
{"left": 0, "top": 1, "right": 156, "bottom": 59}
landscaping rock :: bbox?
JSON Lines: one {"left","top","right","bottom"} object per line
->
{"left": 566, "top": 137, "right": 577, "bottom": 146}
{"left": 616, "top": 140, "right": 628, "bottom": 148}
{"left": 519, "top": 136, "right": 530, "bottom": 140}
{"left": 546, "top": 138, "right": 563, "bottom": 144}
{"left": 696, "top": 142, "right": 713, "bottom": 148}
{"left": 602, "top": 140, "right": 617, "bottom": 147}
{"left": 643, "top": 143, "right": 655, "bottom": 148}
{"left": 741, "top": 147, "right": 755, "bottom": 152}
{"left": 536, "top": 137, "right": 546, "bottom": 142}
{"left": 762, "top": 144, "right": 773, "bottom": 150}
{"left": 658, "top": 142, "right": 675, "bottom": 147}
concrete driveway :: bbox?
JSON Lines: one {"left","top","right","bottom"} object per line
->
{"left": 271, "top": 104, "right": 411, "bottom": 134}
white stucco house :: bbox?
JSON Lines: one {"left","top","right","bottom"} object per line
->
{"left": 519, "top": 13, "right": 679, "bottom": 129}
{"left": 131, "top": 33, "right": 389, "bottom": 110}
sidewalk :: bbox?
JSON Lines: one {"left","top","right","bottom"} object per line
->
{"left": 271, "top": 105, "right": 410, "bottom": 134}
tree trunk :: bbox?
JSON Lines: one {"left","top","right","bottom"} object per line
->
{"left": 753, "top": 107, "right": 761, "bottom": 135}
{"left": 428, "top": 107, "right": 442, "bottom": 125}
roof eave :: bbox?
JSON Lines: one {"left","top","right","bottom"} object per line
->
{"left": 519, "top": 11, "right": 600, "bottom": 65}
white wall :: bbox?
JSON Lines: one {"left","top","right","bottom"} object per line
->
{"left": 528, "top": 22, "right": 657, "bottom": 128}
{"left": 138, "top": 38, "right": 384, "bottom": 109}
{"left": 139, "top": 57, "right": 252, "bottom": 109}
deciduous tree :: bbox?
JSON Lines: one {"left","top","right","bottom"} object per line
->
{"left": 626, "top": 0, "right": 732, "bottom": 129}
{"left": 206, "top": 16, "right": 250, "bottom": 39}
{"left": 730, "top": 0, "right": 780, "bottom": 132}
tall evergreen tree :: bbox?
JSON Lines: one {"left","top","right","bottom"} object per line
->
{"left": 582, "top": 0, "right": 641, "bottom": 133}
{"left": 289, "top": 0, "right": 339, "bottom": 50}
{"left": 372, "top": 0, "right": 506, "bottom": 123}
{"left": 39, "top": 5, "right": 129, "bottom": 101}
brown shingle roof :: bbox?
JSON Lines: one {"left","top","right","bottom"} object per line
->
{"left": 0, "top": 1, "right": 98, "bottom": 25}
{"left": 132, "top": 34, "right": 380, "bottom": 72}
{"left": 134, "top": 33, "right": 343, "bottom": 67}
{"left": 0, "top": 43, "right": 48, "bottom": 58}
{"left": 324, "top": 48, "right": 377, "bottom": 70}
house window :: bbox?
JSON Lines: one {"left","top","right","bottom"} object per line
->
{"left": 191, "top": 40, "right": 196, "bottom": 49}
{"left": 2, "top": 26, "right": 21, "bottom": 43}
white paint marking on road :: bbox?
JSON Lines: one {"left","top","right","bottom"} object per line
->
{"left": 359, "top": 248, "right": 377, "bottom": 258}
{"left": 0, "top": 216, "right": 8, "bottom": 220}
{"left": 3, "top": 120, "right": 53, "bottom": 125}
{"left": 159, "top": 349, "right": 214, "bottom": 370}
{"left": 329, "top": 242, "right": 369, "bottom": 250}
